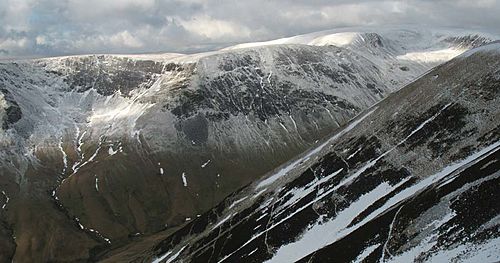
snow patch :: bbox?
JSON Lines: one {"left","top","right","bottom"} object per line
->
{"left": 252, "top": 188, "right": 267, "bottom": 199}
{"left": 152, "top": 245, "right": 186, "bottom": 263}
{"left": 480, "top": 159, "right": 498, "bottom": 170}
{"left": 201, "top": 159, "right": 211, "bottom": 168}
{"left": 248, "top": 248, "right": 258, "bottom": 256}
{"left": 352, "top": 244, "right": 380, "bottom": 263}
{"left": 256, "top": 212, "right": 268, "bottom": 221}
{"left": 108, "top": 146, "right": 118, "bottom": 156}
{"left": 229, "top": 196, "right": 248, "bottom": 209}
{"left": 213, "top": 214, "right": 234, "bottom": 229}
{"left": 182, "top": 172, "right": 188, "bottom": 187}
{"left": 74, "top": 135, "right": 104, "bottom": 174}
{"left": 1, "top": 191, "right": 9, "bottom": 209}
{"left": 72, "top": 129, "right": 87, "bottom": 173}
{"left": 397, "top": 48, "right": 464, "bottom": 64}
{"left": 94, "top": 175, "right": 99, "bottom": 192}
{"left": 347, "top": 147, "right": 362, "bottom": 160}
{"left": 308, "top": 32, "right": 359, "bottom": 47}
{"left": 58, "top": 139, "right": 68, "bottom": 174}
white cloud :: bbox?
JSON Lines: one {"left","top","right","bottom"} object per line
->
{"left": 35, "top": 35, "right": 47, "bottom": 45}
{"left": 0, "top": 0, "right": 500, "bottom": 59}
{"left": 109, "top": 31, "right": 144, "bottom": 48}
{"left": 0, "top": 0, "right": 34, "bottom": 31}
{"left": 65, "top": 0, "right": 156, "bottom": 20}
{"left": 179, "top": 15, "right": 252, "bottom": 39}
{"left": 0, "top": 37, "right": 29, "bottom": 50}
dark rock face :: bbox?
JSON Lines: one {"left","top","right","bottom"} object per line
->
{"left": 166, "top": 45, "right": 377, "bottom": 123}
{"left": 0, "top": 87, "right": 22, "bottom": 129}
{"left": 136, "top": 45, "right": 500, "bottom": 263}
{"left": 41, "top": 56, "right": 166, "bottom": 96}
{"left": 444, "top": 35, "right": 492, "bottom": 49}
{"left": 177, "top": 114, "right": 210, "bottom": 144}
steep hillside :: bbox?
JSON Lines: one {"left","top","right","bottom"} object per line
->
{"left": 0, "top": 28, "right": 496, "bottom": 261}
{"left": 136, "top": 43, "right": 500, "bottom": 262}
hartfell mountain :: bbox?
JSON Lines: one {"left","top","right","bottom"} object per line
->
{"left": 0, "top": 27, "right": 497, "bottom": 262}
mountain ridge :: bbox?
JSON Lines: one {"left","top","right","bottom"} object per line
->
{"left": 0, "top": 27, "right": 498, "bottom": 262}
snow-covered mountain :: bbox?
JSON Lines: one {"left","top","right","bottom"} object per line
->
{"left": 0, "top": 27, "right": 497, "bottom": 262}
{"left": 134, "top": 42, "right": 500, "bottom": 263}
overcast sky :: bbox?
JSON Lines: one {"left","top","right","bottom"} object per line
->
{"left": 0, "top": 0, "right": 499, "bottom": 59}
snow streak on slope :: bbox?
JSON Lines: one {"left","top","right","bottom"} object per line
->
{"left": 1, "top": 191, "right": 9, "bottom": 209}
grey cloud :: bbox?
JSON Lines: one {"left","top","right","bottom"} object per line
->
{"left": 0, "top": 0, "right": 499, "bottom": 59}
